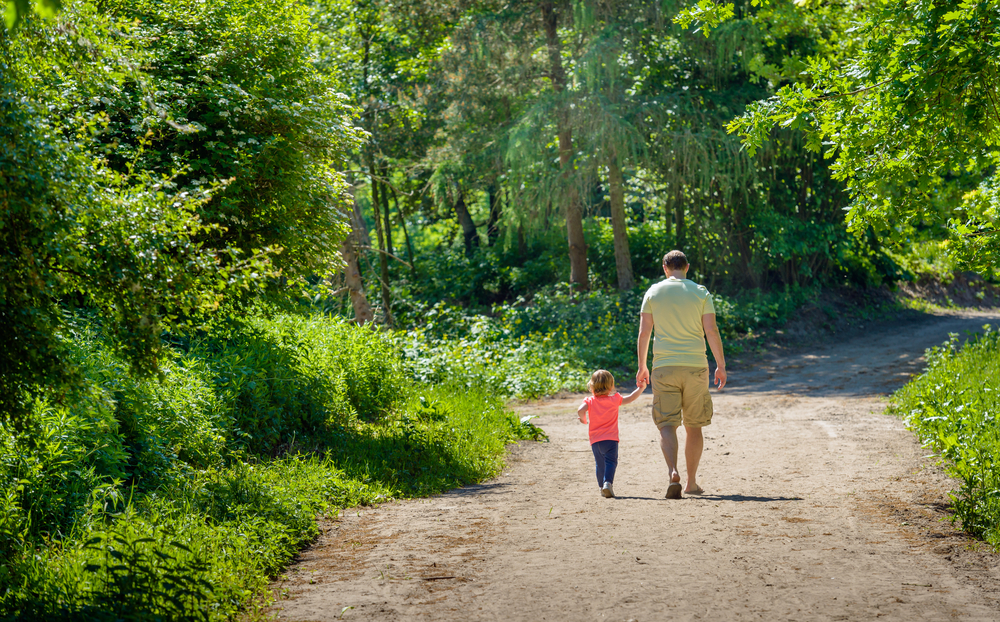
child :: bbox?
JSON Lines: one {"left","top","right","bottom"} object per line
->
{"left": 578, "top": 370, "right": 648, "bottom": 498}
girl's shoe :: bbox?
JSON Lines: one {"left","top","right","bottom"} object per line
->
{"left": 665, "top": 482, "right": 683, "bottom": 499}
{"left": 601, "top": 482, "right": 615, "bottom": 498}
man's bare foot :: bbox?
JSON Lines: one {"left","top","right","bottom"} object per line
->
{"left": 685, "top": 486, "right": 705, "bottom": 495}
{"left": 670, "top": 470, "right": 681, "bottom": 484}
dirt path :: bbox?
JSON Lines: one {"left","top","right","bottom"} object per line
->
{"left": 270, "top": 310, "right": 1000, "bottom": 621}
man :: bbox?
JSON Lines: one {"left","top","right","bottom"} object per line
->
{"left": 636, "top": 250, "right": 727, "bottom": 499}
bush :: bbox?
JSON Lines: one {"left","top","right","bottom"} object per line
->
{"left": 0, "top": 310, "right": 539, "bottom": 620}
{"left": 890, "top": 328, "right": 1000, "bottom": 545}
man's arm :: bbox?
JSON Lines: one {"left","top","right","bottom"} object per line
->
{"left": 636, "top": 312, "right": 654, "bottom": 385}
{"left": 620, "top": 378, "right": 648, "bottom": 405}
{"left": 702, "top": 313, "right": 727, "bottom": 390}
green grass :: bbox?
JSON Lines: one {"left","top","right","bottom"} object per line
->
{"left": 0, "top": 311, "right": 541, "bottom": 621}
{"left": 889, "top": 327, "right": 1000, "bottom": 546}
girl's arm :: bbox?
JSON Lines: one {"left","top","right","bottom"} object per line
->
{"left": 620, "top": 379, "right": 648, "bottom": 405}
{"left": 577, "top": 402, "right": 589, "bottom": 423}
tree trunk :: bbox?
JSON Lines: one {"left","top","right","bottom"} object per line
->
{"left": 379, "top": 167, "right": 394, "bottom": 258}
{"left": 674, "top": 187, "right": 686, "bottom": 251}
{"left": 389, "top": 184, "right": 416, "bottom": 278}
{"left": 486, "top": 183, "right": 502, "bottom": 246}
{"left": 543, "top": 0, "right": 588, "bottom": 290}
{"left": 369, "top": 170, "right": 393, "bottom": 326}
{"left": 729, "top": 198, "right": 758, "bottom": 289}
{"left": 454, "top": 191, "right": 479, "bottom": 257}
{"left": 341, "top": 193, "right": 374, "bottom": 325}
{"left": 607, "top": 155, "right": 635, "bottom": 290}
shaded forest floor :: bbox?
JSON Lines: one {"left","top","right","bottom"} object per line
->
{"left": 268, "top": 306, "right": 1000, "bottom": 621}
{"left": 724, "top": 274, "right": 1000, "bottom": 372}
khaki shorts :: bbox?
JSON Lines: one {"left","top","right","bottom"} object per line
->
{"left": 651, "top": 366, "right": 713, "bottom": 429}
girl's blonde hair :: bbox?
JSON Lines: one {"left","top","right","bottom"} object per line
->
{"left": 588, "top": 369, "right": 615, "bottom": 396}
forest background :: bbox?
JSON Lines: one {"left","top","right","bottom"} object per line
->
{"left": 2, "top": 0, "right": 1000, "bottom": 619}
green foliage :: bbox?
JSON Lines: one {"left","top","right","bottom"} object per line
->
{"left": 890, "top": 328, "right": 1000, "bottom": 545}
{"left": 0, "top": 0, "right": 363, "bottom": 426}
{"left": 394, "top": 282, "right": 818, "bottom": 399}
{"left": 94, "top": 0, "right": 365, "bottom": 282}
{"left": 731, "top": 0, "right": 1000, "bottom": 272}
{"left": 673, "top": 0, "right": 736, "bottom": 36}
{"left": 0, "top": 312, "right": 537, "bottom": 619}
{"left": 3, "top": 0, "right": 60, "bottom": 30}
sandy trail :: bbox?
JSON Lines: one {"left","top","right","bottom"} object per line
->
{"left": 271, "top": 310, "right": 1000, "bottom": 621}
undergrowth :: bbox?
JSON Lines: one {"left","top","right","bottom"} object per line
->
{"left": 395, "top": 283, "right": 818, "bottom": 397}
{"left": 0, "top": 311, "right": 541, "bottom": 621}
{"left": 890, "top": 327, "right": 1000, "bottom": 546}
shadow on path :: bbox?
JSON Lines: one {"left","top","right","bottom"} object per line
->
{"left": 441, "top": 482, "right": 516, "bottom": 498}
{"left": 719, "top": 311, "right": 1000, "bottom": 398}
{"left": 691, "top": 494, "right": 804, "bottom": 503}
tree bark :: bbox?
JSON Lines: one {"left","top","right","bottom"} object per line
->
{"left": 379, "top": 166, "right": 394, "bottom": 258}
{"left": 606, "top": 155, "right": 635, "bottom": 290}
{"left": 542, "top": 0, "right": 588, "bottom": 290}
{"left": 454, "top": 190, "right": 479, "bottom": 257}
{"left": 389, "top": 184, "right": 416, "bottom": 278}
{"left": 369, "top": 170, "right": 393, "bottom": 326}
{"left": 341, "top": 193, "right": 374, "bottom": 325}
{"left": 674, "top": 187, "right": 686, "bottom": 251}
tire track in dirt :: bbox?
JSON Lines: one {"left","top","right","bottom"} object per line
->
{"left": 270, "top": 310, "right": 1000, "bottom": 621}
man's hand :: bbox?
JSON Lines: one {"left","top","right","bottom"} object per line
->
{"left": 637, "top": 312, "right": 653, "bottom": 390}
{"left": 636, "top": 366, "right": 650, "bottom": 387}
{"left": 714, "top": 366, "right": 727, "bottom": 390}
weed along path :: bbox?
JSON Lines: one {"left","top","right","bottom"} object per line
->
{"left": 270, "top": 310, "right": 1000, "bottom": 622}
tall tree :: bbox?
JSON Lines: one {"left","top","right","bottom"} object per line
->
{"left": 542, "top": 0, "right": 589, "bottom": 288}
{"left": 340, "top": 193, "right": 375, "bottom": 324}
{"left": 606, "top": 153, "right": 635, "bottom": 289}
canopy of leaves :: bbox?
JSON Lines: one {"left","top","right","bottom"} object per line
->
{"left": 730, "top": 0, "right": 1000, "bottom": 272}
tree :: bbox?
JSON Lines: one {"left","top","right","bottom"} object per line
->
{"left": 340, "top": 190, "right": 375, "bottom": 324}
{"left": 725, "top": 0, "right": 1000, "bottom": 272}
{"left": 0, "top": 0, "right": 362, "bottom": 424}
{"left": 438, "top": 1, "right": 593, "bottom": 288}
{"left": 311, "top": 0, "right": 456, "bottom": 320}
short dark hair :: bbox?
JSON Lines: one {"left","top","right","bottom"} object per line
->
{"left": 663, "top": 250, "right": 688, "bottom": 270}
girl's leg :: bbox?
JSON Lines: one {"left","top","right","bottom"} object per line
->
{"left": 591, "top": 443, "right": 605, "bottom": 487}
{"left": 603, "top": 441, "right": 619, "bottom": 484}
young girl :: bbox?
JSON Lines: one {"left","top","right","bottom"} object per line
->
{"left": 578, "top": 370, "right": 647, "bottom": 498}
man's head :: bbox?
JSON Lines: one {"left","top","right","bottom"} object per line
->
{"left": 662, "top": 250, "right": 689, "bottom": 275}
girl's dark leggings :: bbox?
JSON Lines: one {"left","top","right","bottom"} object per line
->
{"left": 591, "top": 439, "right": 619, "bottom": 486}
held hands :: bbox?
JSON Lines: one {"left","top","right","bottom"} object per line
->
{"left": 636, "top": 367, "right": 650, "bottom": 387}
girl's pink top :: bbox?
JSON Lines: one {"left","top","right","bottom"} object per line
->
{"left": 584, "top": 393, "right": 622, "bottom": 444}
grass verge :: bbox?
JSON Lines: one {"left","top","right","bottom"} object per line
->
{"left": 889, "top": 327, "right": 1000, "bottom": 546}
